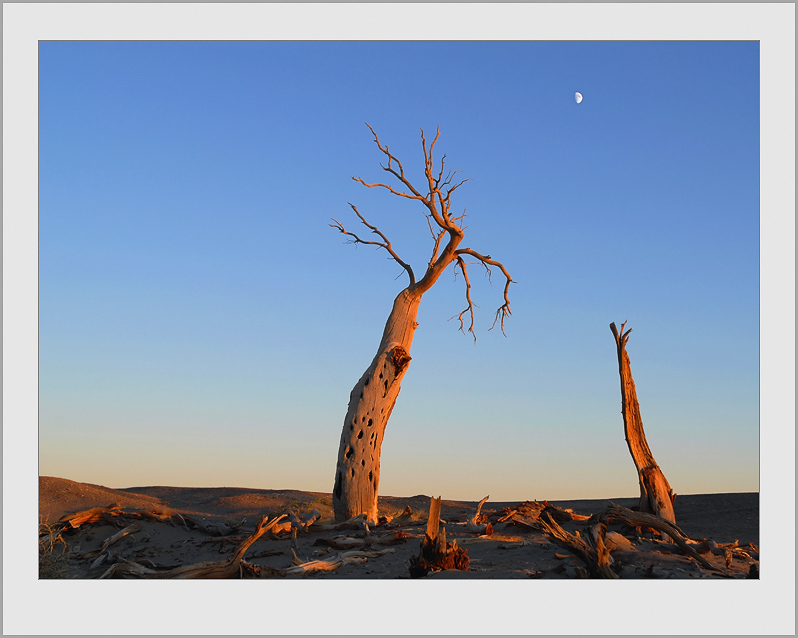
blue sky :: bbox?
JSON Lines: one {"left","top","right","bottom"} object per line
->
{"left": 38, "top": 40, "right": 760, "bottom": 500}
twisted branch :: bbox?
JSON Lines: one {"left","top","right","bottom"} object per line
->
{"left": 335, "top": 124, "right": 514, "bottom": 338}
{"left": 330, "top": 204, "right": 415, "bottom": 285}
{"left": 455, "top": 248, "right": 514, "bottom": 336}
{"left": 452, "top": 255, "right": 478, "bottom": 341}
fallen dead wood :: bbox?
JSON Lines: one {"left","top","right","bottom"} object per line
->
{"left": 540, "top": 503, "right": 737, "bottom": 578}
{"left": 52, "top": 503, "right": 124, "bottom": 531}
{"left": 408, "top": 496, "right": 470, "bottom": 578}
{"left": 313, "top": 536, "right": 366, "bottom": 550}
{"left": 312, "top": 528, "right": 409, "bottom": 552}
{"left": 280, "top": 548, "right": 395, "bottom": 576}
{"left": 466, "top": 496, "right": 494, "bottom": 536}
{"left": 271, "top": 509, "right": 324, "bottom": 535}
{"left": 379, "top": 505, "right": 412, "bottom": 526}
{"left": 538, "top": 511, "right": 618, "bottom": 579}
{"left": 316, "top": 513, "right": 369, "bottom": 532}
{"left": 50, "top": 504, "right": 186, "bottom": 533}
{"left": 181, "top": 514, "right": 245, "bottom": 537}
{"left": 498, "top": 500, "right": 590, "bottom": 531}
{"left": 99, "top": 514, "right": 287, "bottom": 579}
{"left": 681, "top": 539, "right": 757, "bottom": 566}
{"left": 369, "top": 530, "right": 409, "bottom": 545}
{"left": 591, "top": 505, "right": 717, "bottom": 571}
{"left": 85, "top": 523, "right": 142, "bottom": 559}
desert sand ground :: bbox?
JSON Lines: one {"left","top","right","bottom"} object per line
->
{"left": 39, "top": 476, "right": 758, "bottom": 580}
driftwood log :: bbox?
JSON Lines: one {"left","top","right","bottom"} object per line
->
{"left": 610, "top": 322, "right": 676, "bottom": 527}
{"left": 408, "top": 496, "right": 469, "bottom": 578}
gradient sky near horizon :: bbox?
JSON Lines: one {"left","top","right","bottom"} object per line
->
{"left": 38, "top": 40, "right": 759, "bottom": 501}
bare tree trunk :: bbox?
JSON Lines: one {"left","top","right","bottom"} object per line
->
{"left": 333, "top": 289, "right": 421, "bottom": 524}
{"left": 610, "top": 322, "right": 676, "bottom": 525}
{"left": 330, "top": 125, "right": 514, "bottom": 523}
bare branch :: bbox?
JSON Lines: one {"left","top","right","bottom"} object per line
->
{"left": 330, "top": 204, "right": 416, "bottom": 285}
{"left": 364, "top": 123, "right": 426, "bottom": 201}
{"left": 455, "top": 248, "right": 514, "bottom": 336}
{"left": 427, "top": 229, "right": 447, "bottom": 273}
{"left": 451, "top": 255, "right": 477, "bottom": 342}
{"left": 352, "top": 176, "right": 426, "bottom": 202}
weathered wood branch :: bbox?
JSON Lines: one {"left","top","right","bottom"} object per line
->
{"left": 610, "top": 321, "right": 676, "bottom": 527}
{"left": 538, "top": 511, "right": 619, "bottom": 579}
{"left": 330, "top": 204, "right": 415, "bottom": 285}
{"left": 84, "top": 523, "right": 142, "bottom": 559}
{"left": 590, "top": 504, "right": 718, "bottom": 572}
{"left": 52, "top": 503, "right": 124, "bottom": 531}
{"left": 466, "top": 495, "right": 494, "bottom": 535}
{"left": 456, "top": 248, "right": 514, "bottom": 335}
{"left": 453, "top": 255, "right": 478, "bottom": 340}
{"left": 280, "top": 548, "right": 396, "bottom": 576}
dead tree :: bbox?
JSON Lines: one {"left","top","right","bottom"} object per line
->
{"left": 331, "top": 125, "right": 514, "bottom": 523}
{"left": 610, "top": 322, "right": 676, "bottom": 525}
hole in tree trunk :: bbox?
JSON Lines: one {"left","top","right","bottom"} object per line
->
{"left": 369, "top": 471, "right": 373, "bottom": 482}
{"left": 357, "top": 430, "right": 364, "bottom": 439}
{"left": 364, "top": 378, "right": 369, "bottom": 386}
{"left": 334, "top": 472, "right": 342, "bottom": 499}
{"left": 351, "top": 468, "right": 355, "bottom": 477}
{"left": 345, "top": 446, "right": 353, "bottom": 459}
{"left": 367, "top": 418, "right": 373, "bottom": 427}
{"left": 361, "top": 460, "right": 365, "bottom": 466}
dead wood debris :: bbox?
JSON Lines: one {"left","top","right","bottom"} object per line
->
{"left": 84, "top": 522, "right": 142, "bottom": 559}
{"left": 271, "top": 509, "right": 323, "bottom": 535}
{"left": 312, "top": 530, "right": 409, "bottom": 551}
{"left": 538, "top": 503, "right": 751, "bottom": 578}
{"left": 99, "top": 514, "right": 287, "bottom": 579}
{"left": 538, "top": 512, "right": 618, "bottom": 579}
{"left": 278, "top": 547, "right": 396, "bottom": 576}
{"left": 498, "top": 500, "right": 589, "bottom": 532}
{"left": 380, "top": 505, "right": 413, "bottom": 527}
{"left": 49, "top": 503, "right": 231, "bottom": 535}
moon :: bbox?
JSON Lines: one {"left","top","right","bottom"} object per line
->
{"left": 575, "top": 92, "right": 583, "bottom": 104}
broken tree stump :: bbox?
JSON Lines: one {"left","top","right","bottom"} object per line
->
{"left": 408, "top": 496, "right": 469, "bottom": 578}
{"left": 610, "top": 322, "right": 676, "bottom": 528}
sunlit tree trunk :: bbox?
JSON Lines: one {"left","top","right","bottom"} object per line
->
{"left": 610, "top": 322, "right": 676, "bottom": 525}
{"left": 332, "top": 290, "right": 420, "bottom": 523}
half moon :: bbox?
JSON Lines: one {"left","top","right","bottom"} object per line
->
{"left": 575, "top": 92, "right": 583, "bottom": 104}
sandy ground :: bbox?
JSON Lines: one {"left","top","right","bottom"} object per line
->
{"left": 39, "top": 476, "right": 759, "bottom": 580}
